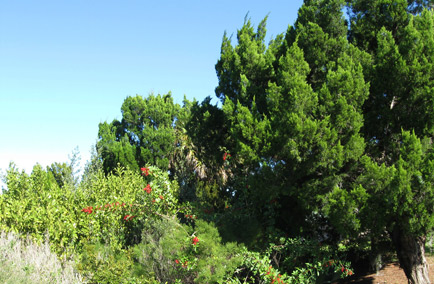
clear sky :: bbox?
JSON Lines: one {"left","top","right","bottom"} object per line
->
{"left": 0, "top": 0, "right": 303, "bottom": 186}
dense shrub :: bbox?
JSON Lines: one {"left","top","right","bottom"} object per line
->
{"left": 132, "top": 218, "right": 242, "bottom": 283}
{"left": 0, "top": 163, "right": 354, "bottom": 283}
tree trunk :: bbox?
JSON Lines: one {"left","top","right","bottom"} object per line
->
{"left": 391, "top": 228, "right": 430, "bottom": 284}
{"left": 370, "top": 236, "right": 384, "bottom": 274}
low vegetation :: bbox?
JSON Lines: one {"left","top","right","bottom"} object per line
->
{"left": 0, "top": 231, "right": 82, "bottom": 284}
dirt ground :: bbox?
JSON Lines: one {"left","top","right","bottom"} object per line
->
{"left": 336, "top": 257, "right": 434, "bottom": 284}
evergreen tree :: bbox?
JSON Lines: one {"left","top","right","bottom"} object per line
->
{"left": 97, "top": 93, "right": 179, "bottom": 174}
{"left": 215, "top": 0, "right": 369, "bottom": 241}
{"left": 347, "top": 4, "right": 434, "bottom": 282}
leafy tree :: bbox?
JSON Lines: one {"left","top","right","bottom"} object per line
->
{"left": 0, "top": 164, "right": 79, "bottom": 256}
{"left": 97, "top": 93, "right": 179, "bottom": 174}
{"left": 47, "top": 162, "right": 75, "bottom": 188}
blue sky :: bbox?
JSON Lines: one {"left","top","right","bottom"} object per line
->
{"left": 0, "top": 0, "right": 303, "bottom": 184}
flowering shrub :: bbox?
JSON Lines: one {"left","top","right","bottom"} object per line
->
{"left": 192, "top": 236, "right": 199, "bottom": 245}
{"left": 0, "top": 162, "right": 355, "bottom": 284}
{"left": 143, "top": 184, "right": 152, "bottom": 193}
{"left": 225, "top": 236, "right": 353, "bottom": 284}
{"left": 130, "top": 218, "right": 241, "bottom": 283}
{"left": 223, "top": 152, "right": 231, "bottom": 161}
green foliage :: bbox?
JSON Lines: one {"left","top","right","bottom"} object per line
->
{"left": 214, "top": 1, "right": 369, "bottom": 243}
{"left": 0, "top": 163, "right": 182, "bottom": 283}
{"left": 97, "top": 93, "right": 180, "bottom": 174}
{"left": 227, "top": 238, "right": 352, "bottom": 284}
{"left": 354, "top": 131, "right": 434, "bottom": 237}
{"left": 133, "top": 218, "right": 242, "bottom": 283}
{"left": 77, "top": 242, "right": 149, "bottom": 284}
{"left": 0, "top": 164, "right": 79, "bottom": 256}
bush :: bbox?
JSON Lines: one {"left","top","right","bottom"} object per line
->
{"left": 226, "top": 237, "right": 353, "bottom": 284}
{"left": 132, "top": 218, "right": 242, "bottom": 283}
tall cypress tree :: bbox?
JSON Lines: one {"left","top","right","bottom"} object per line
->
{"left": 347, "top": 4, "right": 434, "bottom": 281}
{"left": 215, "top": 0, "right": 369, "bottom": 239}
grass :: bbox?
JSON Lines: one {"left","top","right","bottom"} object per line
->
{"left": 0, "top": 230, "right": 83, "bottom": 284}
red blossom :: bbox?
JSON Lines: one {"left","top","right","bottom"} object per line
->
{"left": 143, "top": 184, "right": 152, "bottom": 194}
{"left": 341, "top": 266, "right": 345, "bottom": 272}
{"left": 223, "top": 152, "right": 231, "bottom": 161}
{"left": 159, "top": 195, "right": 164, "bottom": 200}
{"left": 192, "top": 236, "right": 199, "bottom": 245}
{"left": 124, "top": 215, "right": 136, "bottom": 221}
{"left": 81, "top": 206, "right": 93, "bottom": 214}
{"left": 152, "top": 199, "right": 156, "bottom": 203}
{"left": 175, "top": 259, "right": 179, "bottom": 264}
{"left": 123, "top": 215, "right": 135, "bottom": 221}
{"left": 140, "top": 167, "right": 149, "bottom": 176}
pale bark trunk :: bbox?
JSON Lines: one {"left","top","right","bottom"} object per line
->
{"left": 391, "top": 228, "right": 430, "bottom": 284}
{"left": 370, "top": 236, "right": 383, "bottom": 274}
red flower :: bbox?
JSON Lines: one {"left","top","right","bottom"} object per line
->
{"left": 192, "top": 236, "right": 199, "bottom": 245}
{"left": 143, "top": 184, "right": 152, "bottom": 193}
{"left": 159, "top": 195, "right": 164, "bottom": 200}
{"left": 140, "top": 167, "right": 149, "bottom": 176}
{"left": 175, "top": 259, "right": 179, "bottom": 264}
{"left": 152, "top": 199, "right": 156, "bottom": 203}
{"left": 123, "top": 215, "right": 135, "bottom": 221}
{"left": 223, "top": 152, "right": 231, "bottom": 161}
{"left": 81, "top": 206, "right": 93, "bottom": 214}
{"left": 124, "top": 215, "right": 136, "bottom": 221}
{"left": 341, "top": 266, "right": 345, "bottom": 272}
